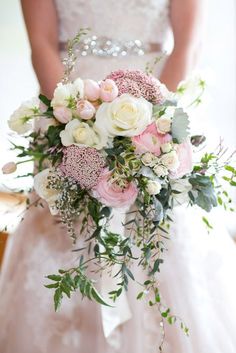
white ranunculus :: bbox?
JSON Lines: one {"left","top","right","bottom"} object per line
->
{"left": 160, "top": 142, "right": 172, "bottom": 154}
{"left": 153, "top": 164, "right": 168, "bottom": 178}
{"left": 160, "top": 150, "right": 180, "bottom": 171}
{"left": 60, "top": 119, "right": 107, "bottom": 150}
{"left": 146, "top": 180, "right": 162, "bottom": 195}
{"left": 51, "top": 78, "right": 84, "bottom": 108}
{"left": 95, "top": 94, "right": 152, "bottom": 137}
{"left": 141, "top": 152, "right": 158, "bottom": 167}
{"left": 8, "top": 97, "right": 40, "bottom": 134}
{"left": 34, "top": 169, "right": 59, "bottom": 215}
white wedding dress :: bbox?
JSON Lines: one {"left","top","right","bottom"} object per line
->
{"left": 1, "top": 1, "right": 236, "bottom": 352}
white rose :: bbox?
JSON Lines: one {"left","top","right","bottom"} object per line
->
{"left": 141, "top": 152, "right": 158, "bottom": 167}
{"left": 95, "top": 94, "right": 152, "bottom": 137}
{"left": 160, "top": 142, "right": 172, "bottom": 154}
{"left": 160, "top": 151, "right": 180, "bottom": 171}
{"left": 153, "top": 164, "right": 168, "bottom": 177}
{"left": 60, "top": 119, "right": 107, "bottom": 150}
{"left": 34, "top": 169, "right": 59, "bottom": 215}
{"left": 8, "top": 97, "right": 40, "bottom": 134}
{"left": 51, "top": 78, "right": 84, "bottom": 108}
{"left": 146, "top": 180, "right": 162, "bottom": 195}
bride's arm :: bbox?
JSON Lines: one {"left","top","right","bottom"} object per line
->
{"left": 159, "top": 0, "right": 203, "bottom": 91}
{"left": 21, "top": 0, "right": 64, "bottom": 98}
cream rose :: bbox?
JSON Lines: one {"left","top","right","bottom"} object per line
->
{"left": 141, "top": 152, "right": 158, "bottom": 167}
{"left": 95, "top": 94, "right": 152, "bottom": 137}
{"left": 8, "top": 97, "right": 40, "bottom": 134}
{"left": 160, "top": 142, "right": 172, "bottom": 154}
{"left": 60, "top": 119, "right": 107, "bottom": 150}
{"left": 51, "top": 78, "right": 84, "bottom": 108}
{"left": 153, "top": 164, "right": 168, "bottom": 178}
{"left": 156, "top": 116, "right": 172, "bottom": 134}
{"left": 146, "top": 180, "right": 162, "bottom": 195}
{"left": 34, "top": 169, "right": 59, "bottom": 215}
{"left": 160, "top": 150, "right": 180, "bottom": 171}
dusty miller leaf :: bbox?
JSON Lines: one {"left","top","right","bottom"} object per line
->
{"left": 171, "top": 108, "right": 190, "bottom": 143}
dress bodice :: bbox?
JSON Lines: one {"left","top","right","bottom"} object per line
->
{"left": 54, "top": 0, "right": 171, "bottom": 45}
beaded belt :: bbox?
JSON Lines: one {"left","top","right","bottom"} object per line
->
{"left": 59, "top": 35, "right": 163, "bottom": 57}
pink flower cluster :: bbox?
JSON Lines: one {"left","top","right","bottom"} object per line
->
{"left": 60, "top": 145, "right": 105, "bottom": 189}
{"left": 106, "top": 69, "right": 164, "bottom": 104}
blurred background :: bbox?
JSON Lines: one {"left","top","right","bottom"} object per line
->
{"left": 0, "top": 0, "right": 236, "bottom": 262}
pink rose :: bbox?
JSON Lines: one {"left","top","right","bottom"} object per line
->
{"left": 170, "top": 140, "right": 193, "bottom": 179}
{"left": 76, "top": 99, "right": 96, "bottom": 120}
{"left": 93, "top": 169, "right": 138, "bottom": 208}
{"left": 53, "top": 106, "right": 72, "bottom": 124}
{"left": 132, "top": 122, "right": 172, "bottom": 156}
{"left": 100, "top": 79, "right": 119, "bottom": 102}
{"left": 84, "top": 79, "right": 100, "bottom": 101}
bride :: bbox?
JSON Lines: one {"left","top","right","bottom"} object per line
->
{"left": 1, "top": 0, "right": 236, "bottom": 352}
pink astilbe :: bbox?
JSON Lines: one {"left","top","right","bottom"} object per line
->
{"left": 60, "top": 145, "right": 105, "bottom": 189}
{"left": 106, "top": 69, "right": 164, "bottom": 104}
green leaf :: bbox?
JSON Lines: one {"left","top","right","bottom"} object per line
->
{"left": 44, "top": 283, "right": 59, "bottom": 289}
{"left": 202, "top": 216, "right": 213, "bottom": 230}
{"left": 39, "top": 93, "right": 51, "bottom": 107}
{"left": 171, "top": 108, "right": 190, "bottom": 143}
{"left": 225, "top": 165, "right": 236, "bottom": 174}
{"left": 46, "top": 274, "right": 62, "bottom": 281}
{"left": 91, "top": 287, "right": 112, "bottom": 307}
{"left": 100, "top": 207, "right": 112, "bottom": 218}
{"left": 150, "top": 258, "right": 164, "bottom": 275}
{"left": 125, "top": 268, "right": 135, "bottom": 281}
{"left": 137, "top": 292, "right": 144, "bottom": 300}
{"left": 60, "top": 283, "right": 71, "bottom": 298}
{"left": 54, "top": 288, "right": 63, "bottom": 311}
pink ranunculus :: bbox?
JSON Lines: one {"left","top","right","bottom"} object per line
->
{"left": 76, "top": 99, "right": 96, "bottom": 120}
{"left": 53, "top": 106, "right": 72, "bottom": 124}
{"left": 132, "top": 122, "right": 172, "bottom": 156}
{"left": 100, "top": 79, "right": 119, "bottom": 102}
{"left": 93, "top": 169, "right": 138, "bottom": 208}
{"left": 170, "top": 140, "right": 193, "bottom": 179}
{"left": 84, "top": 79, "right": 100, "bottom": 101}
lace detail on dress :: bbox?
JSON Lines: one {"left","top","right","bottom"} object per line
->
{"left": 54, "top": 0, "right": 170, "bottom": 44}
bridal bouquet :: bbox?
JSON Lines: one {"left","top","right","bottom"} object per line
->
{"left": 3, "top": 33, "right": 236, "bottom": 340}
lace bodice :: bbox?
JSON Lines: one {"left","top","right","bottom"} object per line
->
{"left": 54, "top": 0, "right": 171, "bottom": 44}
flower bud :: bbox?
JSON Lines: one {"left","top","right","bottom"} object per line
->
{"left": 2, "top": 162, "right": 17, "bottom": 174}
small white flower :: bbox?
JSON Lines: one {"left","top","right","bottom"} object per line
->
{"left": 60, "top": 119, "right": 107, "bottom": 150}
{"left": 160, "top": 142, "right": 172, "bottom": 154}
{"left": 146, "top": 180, "right": 162, "bottom": 195}
{"left": 8, "top": 97, "right": 40, "bottom": 134}
{"left": 153, "top": 164, "right": 168, "bottom": 178}
{"left": 34, "top": 169, "right": 59, "bottom": 215}
{"left": 51, "top": 78, "right": 84, "bottom": 108}
{"left": 156, "top": 116, "right": 172, "bottom": 134}
{"left": 95, "top": 94, "right": 152, "bottom": 138}
{"left": 141, "top": 152, "right": 158, "bottom": 167}
{"left": 160, "top": 150, "right": 180, "bottom": 171}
